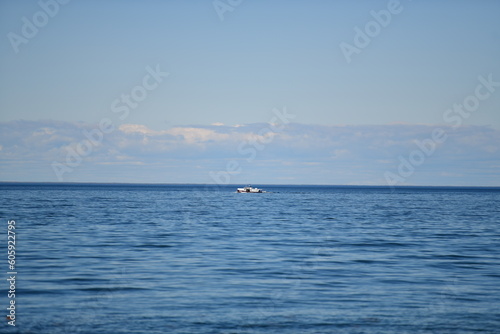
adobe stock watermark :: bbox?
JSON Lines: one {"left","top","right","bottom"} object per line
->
{"left": 384, "top": 73, "right": 499, "bottom": 187}
{"left": 340, "top": 0, "right": 408, "bottom": 64}
{"left": 209, "top": 107, "right": 295, "bottom": 185}
{"left": 213, "top": 0, "right": 243, "bottom": 21}
{"left": 51, "top": 64, "right": 169, "bottom": 181}
{"left": 7, "top": 0, "right": 71, "bottom": 54}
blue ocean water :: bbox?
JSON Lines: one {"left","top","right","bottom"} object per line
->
{"left": 1, "top": 183, "right": 499, "bottom": 334}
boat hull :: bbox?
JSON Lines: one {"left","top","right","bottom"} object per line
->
{"left": 237, "top": 186, "right": 263, "bottom": 193}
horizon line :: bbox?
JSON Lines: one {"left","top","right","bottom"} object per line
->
{"left": 1, "top": 181, "right": 499, "bottom": 189}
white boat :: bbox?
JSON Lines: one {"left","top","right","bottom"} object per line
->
{"left": 237, "top": 185, "right": 264, "bottom": 193}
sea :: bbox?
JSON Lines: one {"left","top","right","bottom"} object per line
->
{"left": 0, "top": 183, "right": 499, "bottom": 334}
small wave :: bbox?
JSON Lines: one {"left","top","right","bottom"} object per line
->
{"left": 133, "top": 244, "right": 173, "bottom": 248}
{"left": 76, "top": 286, "right": 149, "bottom": 292}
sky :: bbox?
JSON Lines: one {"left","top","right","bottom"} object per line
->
{"left": 0, "top": 0, "right": 499, "bottom": 185}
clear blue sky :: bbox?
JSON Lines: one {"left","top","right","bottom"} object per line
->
{"left": 1, "top": 0, "right": 499, "bottom": 185}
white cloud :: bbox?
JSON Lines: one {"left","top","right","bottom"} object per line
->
{"left": 166, "top": 127, "right": 229, "bottom": 144}
{"left": 1, "top": 120, "right": 499, "bottom": 185}
{"left": 119, "top": 124, "right": 155, "bottom": 135}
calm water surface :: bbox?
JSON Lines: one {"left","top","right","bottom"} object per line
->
{"left": 1, "top": 184, "right": 499, "bottom": 333}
